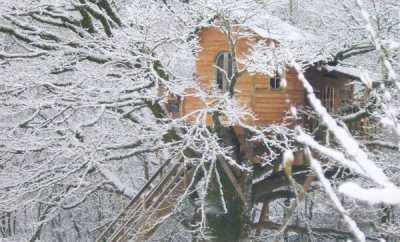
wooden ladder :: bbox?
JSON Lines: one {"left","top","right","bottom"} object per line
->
{"left": 96, "top": 160, "right": 192, "bottom": 242}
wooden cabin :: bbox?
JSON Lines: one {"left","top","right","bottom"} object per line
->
{"left": 306, "top": 65, "right": 356, "bottom": 114}
{"left": 173, "top": 25, "right": 356, "bottom": 129}
{"left": 179, "top": 27, "right": 306, "bottom": 126}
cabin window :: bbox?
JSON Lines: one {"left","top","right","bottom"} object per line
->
{"left": 322, "top": 87, "right": 335, "bottom": 112}
{"left": 166, "top": 97, "right": 180, "bottom": 115}
{"left": 215, "top": 52, "right": 233, "bottom": 91}
{"left": 270, "top": 71, "right": 281, "bottom": 90}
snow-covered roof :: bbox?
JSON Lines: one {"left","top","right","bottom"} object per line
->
{"left": 230, "top": 10, "right": 314, "bottom": 44}
{"left": 244, "top": 14, "right": 313, "bottom": 43}
{"left": 323, "top": 65, "right": 363, "bottom": 79}
{"left": 323, "top": 65, "right": 378, "bottom": 89}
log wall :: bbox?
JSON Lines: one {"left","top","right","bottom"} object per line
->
{"left": 181, "top": 27, "right": 306, "bottom": 126}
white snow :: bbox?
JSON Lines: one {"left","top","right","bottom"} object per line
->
{"left": 310, "top": 157, "right": 366, "bottom": 242}
{"left": 97, "top": 164, "right": 136, "bottom": 198}
{"left": 324, "top": 65, "right": 363, "bottom": 79}
{"left": 323, "top": 65, "right": 378, "bottom": 90}
{"left": 339, "top": 182, "right": 400, "bottom": 205}
{"left": 323, "top": 65, "right": 375, "bottom": 89}
{"left": 232, "top": 10, "right": 313, "bottom": 44}
{"left": 290, "top": 58, "right": 394, "bottom": 188}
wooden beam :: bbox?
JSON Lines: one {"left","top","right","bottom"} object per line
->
{"left": 219, "top": 158, "right": 247, "bottom": 205}
{"left": 276, "top": 175, "right": 316, "bottom": 234}
{"left": 256, "top": 221, "right": 359, "bottom": 240}
{"left": 255, "top": 202, "right": 269, "bottom": 236}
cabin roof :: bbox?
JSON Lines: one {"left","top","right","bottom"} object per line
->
{"left": 323, "top": 65, "right": 363, "bottom": 80}
{"left": 229, "top": 10, "right": 314, "bottom": 44}
{"left": 244, "top": 16, "right": 312, "bottom": 44}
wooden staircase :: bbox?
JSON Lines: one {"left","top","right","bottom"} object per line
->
{"left": 96, "top": 153, "right": 314, "bottom": 242}
{"left": 96, "top": 160, "right": 193, "bottom": 242}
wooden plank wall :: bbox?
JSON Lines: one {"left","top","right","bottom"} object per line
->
{"left": 182, "top": 27, "right": 306, "bottom": 126}
{"left": 305, "top": 68, "right": 354, "bottom": 113}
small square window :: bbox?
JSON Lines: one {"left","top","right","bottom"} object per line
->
{"left": 167, "top": 98, "right": 180, "bottom": 113}
{"left": 270, "top": 74, "right": 281, "bottom": 90}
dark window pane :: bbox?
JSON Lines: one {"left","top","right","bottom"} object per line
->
{"left": 215, "top": 52, "right": 233, "bottom": 90}
{"left": 227, "top": 53, "right": 233, "bottom": 80}
{"left": 270, "top": 75, "right": 281, "bottom": 89}
{"left": 216, "top": 53, "right": 225, "bottom": 89}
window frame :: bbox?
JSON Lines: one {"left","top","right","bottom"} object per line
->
{"left": 270, "top": 70, "right": 282, "bottom": 90}
{"left": 322, "top": 86, "right": 335, "bottom": 112}
{"left": 215, "top": 51, "right": 233, "bottom": 91}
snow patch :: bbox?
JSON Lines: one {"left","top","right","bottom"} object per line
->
{"left": 232, "top": 9, "right": 314, "bottom": 44}
{"left": 339, "top": 182, "right": 400, "bottom": 205}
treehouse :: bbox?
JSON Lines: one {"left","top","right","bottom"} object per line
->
{"left": 97, "top": 16, "right": 365, "bottom": 242}
{"left": 175, "top": 22, "right": 356, "bottom": 129}
{"left": 180, "top": 27, "right": 304, "bottom": 126}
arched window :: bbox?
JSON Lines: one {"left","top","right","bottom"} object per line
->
{"left": 215, "top": 52, "right": 233, "bottom": 91}
{"left": 270, "top": 71, "right": 281, "bottom": 90}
